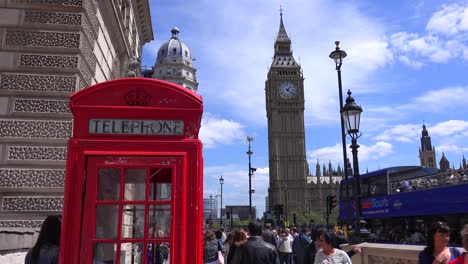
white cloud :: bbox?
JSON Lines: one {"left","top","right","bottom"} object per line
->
{"left": 398, "top": 55, "right": 424, "bottom": 69}
{"left": 389, "top": 3, "right": 468, "bottom": 65}
{"left": 308, "top": 141, "right": 393, "bottom": 167}
{"left": 199, "top": 113, "right": 245, "bottom": 148}
{"left": 426, "top": 3, "right": 468, "bottom": 36}
{"left": 430, "top": 120, "right": 468, "bottom": 136}
{"left": 373, "top": 124, "right": 421, "bottom": 142}
{"left": 412, "top": 86, "right": 468, "bottom": 110}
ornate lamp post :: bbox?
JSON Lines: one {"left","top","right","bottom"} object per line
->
{"left": 219, "top": 175, "right": 224, "bottom": 226}
{"left": 329, "top": 41, "right": 352, "bottom": 226}
{"left": 341, "top": 89, "right": 369, "bottom": 241}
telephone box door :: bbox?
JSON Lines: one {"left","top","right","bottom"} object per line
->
{"left": 79, "top": 156, "right": 184, "bottom": 264}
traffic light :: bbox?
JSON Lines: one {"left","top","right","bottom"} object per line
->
{"left": 277, "top": 204, "right": 284, "bottom": 215}
{"left": 328, "top": 195, "right": 337, "bottom": 214}
{"left": 326, "top": 195, "right": 330, "bottom": 215}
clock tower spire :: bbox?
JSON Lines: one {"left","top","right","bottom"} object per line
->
{"left": 266, "top": 10, "right": 310, "bottom": 219}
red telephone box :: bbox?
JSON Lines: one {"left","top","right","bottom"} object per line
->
{"left": 59, "top": 78, "right": 203, "bottom": 264}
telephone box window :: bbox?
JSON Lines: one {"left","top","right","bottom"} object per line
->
{"left": 148, "top": 204, "right": 171, "bottom": 238}
{"left": 120, "top": 243, "right": 144, "bottom": 263}
{"left": 122, "top": 204, "right": 145, "bottom": 239}
{"left": 93, "top": 243, "right": 117, "bottom": 263}
{"left": 149, "top": 168, "right": 172, "bottom": 201}
{"left": 95, "top": 205, "right": 119, "bottom": 239}
{"left": 147, "top": 242, "right": 170, "bottom": 263}
{"left": 97, "top": 168, "right": 120, "bottom": 201}
{"left": 124, "top": 168, "right": 146, "bottom": 201}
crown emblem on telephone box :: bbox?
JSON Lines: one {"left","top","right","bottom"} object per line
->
{"left": 125, "top": 89, "right": 152, "bottom": 106}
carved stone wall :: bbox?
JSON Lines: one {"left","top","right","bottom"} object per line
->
{"left": 2, "top": 196, "right": 63, "bottom": 212}
{"left": 7, "top": 146, "right": 67, "bottom": 161}
{"left": 0, "top": 169, "right": 64, "bottom": 188}
{"left": 0, "top": 73, "right": 76, "bottom": 92}
{"left": 6, "top": 31, "right": 81, "bottom": 48}
{"left": 19, "top": 54, "right": 79, "bottom": 69}
{"left": 0, "top": 120, "right": 71, "bottom": 138}
{"left": 24, "top": 10, "right": 82, "bottom": 25}
{"left": 13, "top": 99, "right": 70, "bottom": 114}
{"left": 0, "top": 0, "right": 153, "bottom": 251}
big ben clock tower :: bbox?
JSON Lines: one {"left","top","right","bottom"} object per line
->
{"left": 266, "top": 10, "right": 309, "bottom": 218}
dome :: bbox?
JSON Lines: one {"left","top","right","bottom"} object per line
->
{"left": 156, "top": 27, "right": 192, "bottom": 63}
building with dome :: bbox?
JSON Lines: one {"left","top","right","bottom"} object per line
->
{"left": 143, "top": 27, "right": 198, "bottom": 92}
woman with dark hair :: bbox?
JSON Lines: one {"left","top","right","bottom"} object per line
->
{"left": 25, "top": 215, "right": 62, "bottom": 264}
{"left": 418, "top": 221, "right": 461, "bottom": 264}
{"left": 314, "top": 229, "right": 351, "bottom": 264}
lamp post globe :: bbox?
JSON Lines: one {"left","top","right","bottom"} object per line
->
{"left": 329, "top": 41, "right": 352, "bottom": 226}
{"left": 329, "top": 41, "right": 347, "bottom": 70}
{"left": 341, "top": 90, "right": 363, "bottom": 136}
{"left": 341, "top": 89, "right": 369, "bottom": 242}
{"left": 219, "top": 175, "right": 224, "bottom": 226}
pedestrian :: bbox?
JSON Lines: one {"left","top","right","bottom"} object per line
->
{"left": 262, "top": 223, "right": 277, "bottom": 248}
{"left": 292, "top": 225, "right": 311, "bottom": 264}
{"left": 314, "top": 229, "right": 352, "bottom": 264}
{"left": 303, "top": 229, "right": 320, "bottom": 264}
{"left": 448, "top": 224, "right": 468, "bottom": 264}
{"left": 278, "top": 230, "right": 293, "bottom": 264}
{"left": 226, "top": 229, "right": 247, "bottom": 264}
{"left": 334, "top": 229, "right": 361, "bottom": 259}
{"left": 418, "top": 221, "right": 462, "bottom": 264}
{"left": 230, "top": 222, "right": 280, "bottom": 264}
{"left": 203, "top": 230, "right": 224, "bottom": 264}
{"left": 25, "top": 215, "right": 62, "bottom": 264}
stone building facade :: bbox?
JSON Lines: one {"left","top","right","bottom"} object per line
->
{"left": 0, "top": 0, "right": 152, "bottom": 251}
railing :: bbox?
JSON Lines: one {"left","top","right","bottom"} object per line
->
{"left": 341, "top": 243, "right": 466, "bottom": 264}
{"left": 390, "top": 168, "right": 468, "bottom": 194}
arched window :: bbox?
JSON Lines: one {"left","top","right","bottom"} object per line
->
{"left": 172, "top": 48, "right": 177, "bottom": 54}
{"left": 185, "top": 51, "right": 188, "bottom": 57}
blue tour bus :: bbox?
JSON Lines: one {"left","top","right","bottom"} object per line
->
{"left": 338, "top": 166, "right": 468, "bottom": 244}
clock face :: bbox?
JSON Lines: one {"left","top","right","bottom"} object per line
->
{"left": 279, "top": 81, "right": 297, "bottom": 99}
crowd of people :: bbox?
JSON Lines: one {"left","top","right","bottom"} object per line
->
{"left": 203, "top": 222, "right": 360, "bottom": 264}
{"left": 204, "top": 221, "right": 468, "bottom": 264}
{"left": 23, "top": 214, "right": 468, "bottom": 264}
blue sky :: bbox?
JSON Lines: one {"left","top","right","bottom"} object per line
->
{"left": 141, "top": 0, "right": 468, "bottom": 217}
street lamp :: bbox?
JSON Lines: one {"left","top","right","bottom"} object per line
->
{"left": 329, "top": 41, "right": 352, "bottom": 226}
{"left": 246, "top": 136, "right": 254, "bottom": 220}
{"left": 283, "top": 186, "right": 288, "bottom": 224}
{"left": 341, "top": 89, "right": 369, "bottom": 241}
{"left": 209, "top": 194, "right": 213, "bottom": 229}
{"left": 219, "top": 175, "right": 224, "bottom": 226}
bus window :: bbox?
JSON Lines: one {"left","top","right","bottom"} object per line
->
{"left": 367, "top": 175, "right": 387, "bottom": 197}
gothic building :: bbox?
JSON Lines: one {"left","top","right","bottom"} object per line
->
{"left": 307, "top": 160, "right": 342, "bottom": 211}
{"left": 265, "top": 11, "right": 309, "bottom": 216}
{"left": 440, "top": 152, "right": 450, "bottom": 173}
{"left": 143, "top": 27, "right": 198, "bottom": 92}
{"left": 0, "top": 0, "right": 152, "bottom": 251}
{"left": 419, "top": 124, "right": 437, "bottom": 168}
